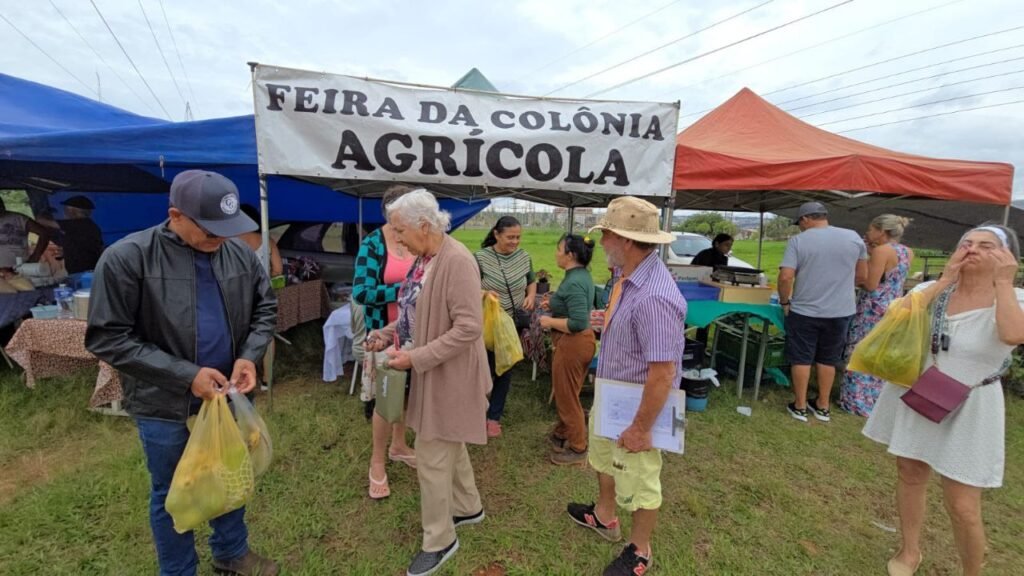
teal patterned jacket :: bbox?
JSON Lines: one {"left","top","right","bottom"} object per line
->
{"left": 353, "top": 228, "right": 400, "bottom": 331}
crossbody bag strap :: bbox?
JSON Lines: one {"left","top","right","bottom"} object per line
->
{"left": 492, "top": 248, "right": 518, "bottom": 314}
{"left": 930, "top": 283, "right": 1011, "bottom": 387}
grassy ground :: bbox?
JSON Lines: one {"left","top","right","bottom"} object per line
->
{"left": 2, "top": 323, "right": 1023, "bottom": 575}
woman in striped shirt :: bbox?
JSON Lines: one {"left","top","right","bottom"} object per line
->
{"left": 475, "top": 216, "right": 536, "bottom": 438}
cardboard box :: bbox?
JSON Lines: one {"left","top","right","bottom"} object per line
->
{"left": 699, "top": 280, "right": 773, "bottom": 305}
{"left": 667, "top": 264, "right": 713, "bottom": 283}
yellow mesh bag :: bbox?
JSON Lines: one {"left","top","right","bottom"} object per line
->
{"left": 166, "top": 395, "right": 255, "bottom": 533}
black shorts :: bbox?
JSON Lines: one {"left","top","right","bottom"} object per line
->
{"left": 784, "top": 312, "right": 853, "bottom": 367}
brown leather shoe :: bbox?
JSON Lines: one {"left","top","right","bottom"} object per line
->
{"left": 212, "top": 550, "right": 280, "bottom": 576}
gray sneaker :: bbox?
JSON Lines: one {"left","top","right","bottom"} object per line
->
{"left": 407, "top": 539, "right": 459, "bottom": 576}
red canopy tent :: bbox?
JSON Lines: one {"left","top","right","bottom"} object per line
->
{"left": 671, "top": 88, "right": 1017, "bottom": 249}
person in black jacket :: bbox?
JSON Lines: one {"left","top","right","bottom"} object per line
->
{"left": 691, "top": 233, "right": 733, "bottom": 268}
{"left": 85, "top": 170, "right": 279, "bottom": 576}
{"left": 57, "top": 195, "right": 105, "bottom": 274}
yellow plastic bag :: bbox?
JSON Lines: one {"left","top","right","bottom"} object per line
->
{"left": 228, "top": 388, "right": 273, "bottom": 477}
{"left": 848, "top": 291, "right": 930, "bottom": 387}
{"left": 482, "top": 294, "right": 523, "bottom": 376}
{"left": 165, "top": 395, "right": 255, "bottom": 533}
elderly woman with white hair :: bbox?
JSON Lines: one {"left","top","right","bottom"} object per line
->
{"left": 863, "top": 223, "right": 1024, "bottom": 576}
{"left": 365, "top": 188, "right": 490, "bottom": 576}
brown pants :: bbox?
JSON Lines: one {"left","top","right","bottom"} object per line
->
{"left": 551, "top": 330, "right": 596, "bottom": 453}
{"left": 416, "top": 437, "right": 483, "bottom": 552}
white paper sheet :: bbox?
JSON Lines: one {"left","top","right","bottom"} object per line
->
{"left": 594, "top": 378, "right": 685, "bottom": 454}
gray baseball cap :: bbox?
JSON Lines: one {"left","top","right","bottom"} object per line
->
{"left": 169, "top": 170, "right": 257, "bottom": 237}
{"left": 796, "top": 201, "right": 828, "bottom": 219}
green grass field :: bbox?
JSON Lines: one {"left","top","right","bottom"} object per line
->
{"left": 1, "top": 322, "right": 1023, "bottom": 575}
{"left": 451, "top": 231, "right": 944, "bottom": 289}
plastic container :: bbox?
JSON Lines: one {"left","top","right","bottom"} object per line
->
{"left": 685, "top": 396, "right": 708, "bottom": 412}
{"left": 681, "top": 377, "right": 709, "bottom": 399}
{"left": 54, "top": 284, "right": 74, "bottom": 319}
{"left": 68, "top": 272, "right": 94, "bottom": 291}
{"left": 72, "top": 290, "right": 90, "bottom": 320}
{"left": 682, "top": 338, "right": 706, "bottom": 369}
{"left": 30, "top": 304, "right": 59, "bottom": 319}
{"left": 676, "top": 281, "right": 720, "bottom": 302}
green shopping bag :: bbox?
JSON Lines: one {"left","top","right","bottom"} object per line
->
{"left": 371, "top": 349, "right": 407, "bottom": 423}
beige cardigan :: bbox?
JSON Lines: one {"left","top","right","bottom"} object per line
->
{"left": 379, "top": 235, "right": 491, "bottom": 445}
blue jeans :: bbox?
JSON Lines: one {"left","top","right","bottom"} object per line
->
{"left": 486, "top": 351, "right": 513, "bottom": 421}
{"left": 136, "top": 416, "right": 249, "bottom": 576}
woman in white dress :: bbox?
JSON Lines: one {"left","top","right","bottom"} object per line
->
{"left": 863, "top": 224, "right": 1024, "bottom": 576}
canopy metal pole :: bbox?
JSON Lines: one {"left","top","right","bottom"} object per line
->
{"left": 258, "top": 175, "right": 271, "bottom": 275}
{"left": 249, "top": 61, "right": 274, "bottom": 413}
{"left": 757, "top": 210, "right": 765, "bottom": 270}
{"left": 567, "top": 205, "right": 575, "bottom": 234}
{"left": 358, "top": 196, "right": 364, "bottom": 240}
{"left": 1003, "top": 203, "right": 1010, "bottom": 226}
{"left": 660, "top": 191, "right": 676, "bottom": 261}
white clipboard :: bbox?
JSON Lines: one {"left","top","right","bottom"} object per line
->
{"left": 593, "top": 377, "right": 685, "bottom": 454}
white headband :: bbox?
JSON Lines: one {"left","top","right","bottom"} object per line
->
{"left": 974, "top": 226, "right": 1008, "bottom": 246}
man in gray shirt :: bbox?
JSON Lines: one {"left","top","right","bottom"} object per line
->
{"left": 778, "top": 202, "right": 867, "bottom": 423}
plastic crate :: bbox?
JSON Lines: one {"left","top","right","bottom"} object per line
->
{"left": 714, "top": 323, "right": 787, "bottom": 368}
{"left": 676, "top": 281, "right": 720, "bottom": 302}
{"left": 682, "top": 338, "right": 706, "bottom": 368}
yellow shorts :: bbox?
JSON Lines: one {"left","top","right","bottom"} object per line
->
{"left": 587, "top": 417, "right": 663, "bottom": 512}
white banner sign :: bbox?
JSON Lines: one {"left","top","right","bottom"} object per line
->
{"left": 252, "top": 65, "right": 679, "bottom": 197}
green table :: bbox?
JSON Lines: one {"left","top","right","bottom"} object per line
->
{"left": 685, "top": 300, "right": 786, "bottom": 401}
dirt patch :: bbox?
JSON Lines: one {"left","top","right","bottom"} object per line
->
{"left": 472, "top": 562, "right": 507, "bottom": 576}
{"left": 0, "top": 436, "right": 105, "bottom": 505}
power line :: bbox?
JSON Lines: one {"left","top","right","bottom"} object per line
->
{"left": 778, "top": 44, "right": 1024, "bottom": 109}
{"left": 797, "top": 68, "right": 1024, "bottom": 119}
{"left": 47, "top": 0, "right": 157, "bottom": 114}
{"left": 544, "top": 0, "right": 773, "bottom": 96}
{"left": 0, "top": 12, "right": 98, "bottom": 97}
{"left": 669, "top": 0, "right": 966, "bottom": 114}
{"left": 817, "top": 85, "right": 1024, "bottom": 126}
{"left": 89, "top": 0, "right": 171, "bottom": 119}
{"left": 518, "top": 0, "right": 684, "bottom": 82}
{"left": 763, "top": 24, "right": 1024, "bottom": 97}
{"left": 836, "top": 98, "right": 1024, "bottom": 133}
{"left": 583, "top": 0, "right": 855, "bottom": 99}
{"left": 138, "top": 0, "right": 186, "bottom": 114}
{"left": 158, "top": 0, "right": 199, "bottom": 115}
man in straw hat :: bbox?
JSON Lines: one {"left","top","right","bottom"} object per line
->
{"left": 566, "top": 196, "right": 687, "bottom": 576}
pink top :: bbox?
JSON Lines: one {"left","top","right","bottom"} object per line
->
{"left": 384, "top": 251, "right": 416, "bottom": 324}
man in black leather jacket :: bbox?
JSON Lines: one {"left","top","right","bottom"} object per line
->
{"left": 86, "top": 170, "right": 279, "bottom": 576}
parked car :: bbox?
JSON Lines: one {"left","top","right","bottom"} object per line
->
{"left": 666, "top": 232, "right": 767, "bottom": 284}
{"left": 273, "top": 221, "right": 367, "bottom": 284}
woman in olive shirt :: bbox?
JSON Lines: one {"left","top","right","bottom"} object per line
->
{"left": 540, "top": 234, "right": 597, "bottom": 466}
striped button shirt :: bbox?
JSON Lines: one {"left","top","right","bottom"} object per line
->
{"left": 597, "top": 251, "right": 687, "bottom": 387}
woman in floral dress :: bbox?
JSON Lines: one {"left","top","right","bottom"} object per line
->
{"left": 840, "top": 215, "right": 914, "bottom": 416}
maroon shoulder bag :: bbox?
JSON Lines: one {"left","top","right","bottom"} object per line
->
{"left": 901, "top": 285, "right": 1010, "bottom": 424}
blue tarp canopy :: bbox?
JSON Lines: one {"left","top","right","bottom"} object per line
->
{"left": 0, "top": 73, "right": 488, "bottom": 241}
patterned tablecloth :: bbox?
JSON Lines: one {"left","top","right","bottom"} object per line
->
{"left": 4, "top": 319, "right": 121, "bottom": 408}
{"left": 5, "top": 281, "right": 329, "bottom": 410}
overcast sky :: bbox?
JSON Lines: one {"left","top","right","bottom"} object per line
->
{"left": 3, "top": 0, "right": 1022, "bottom": 198}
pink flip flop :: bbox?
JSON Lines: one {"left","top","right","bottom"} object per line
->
{"left": 368, "top": 470, "right": 390, "bottom": 500}
{"left": 388, "top": 451, "right": 417, "bottom": 469}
